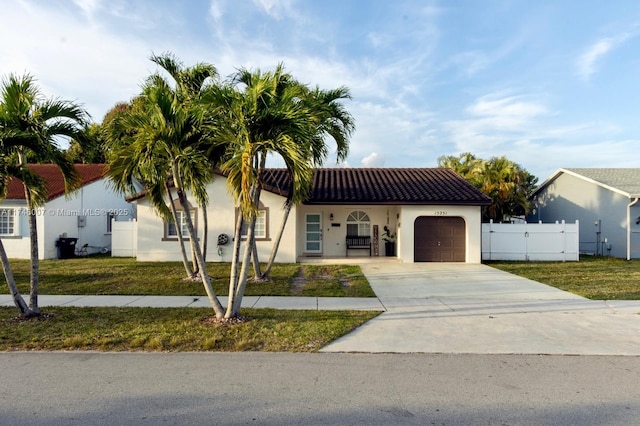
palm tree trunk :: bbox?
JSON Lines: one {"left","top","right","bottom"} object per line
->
{"left": 202, "top": 204, "right": 208, "bottom": 262}
{"left": 191, "top": 243, "right": 199, "bottom": 276}
{"left": 261, "top": 200, "right": 292, "bottom": 279}
{"left": 230, "top": 213, "right": 256, "bottom": 317}
{"left": 165, "top": 182, "right": 194, "bottom": 278}
{"left": 251, "top": 242, "right": 261, "bottom": 280}
{"left": 0, "top": 238, "right": 33, "bottom": 316}
{"left": 24, "top": 188, "right": 40, "bottom": 315}
{"left": 175, "top": 185, "right": 224, "bottom": 318}
{"left": 250, "top": 154, "right": 266, "bottom": 280}
{"left": 225, "top": 208, "right": 244, "bottom": 317}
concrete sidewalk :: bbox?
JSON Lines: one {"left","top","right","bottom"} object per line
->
{"left": 0, "top": 294, "right": 385, "bottom": 311}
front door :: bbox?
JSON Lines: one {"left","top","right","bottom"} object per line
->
{"left": 305, "top": 213, "right": 323, "bottom": 254}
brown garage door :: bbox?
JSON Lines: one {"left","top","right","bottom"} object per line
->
{"left": 414, "top": 217, "right": 466, "bottom": 262}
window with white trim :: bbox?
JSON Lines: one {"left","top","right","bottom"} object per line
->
{"left": 165, "top": 209, "right": 196, "bottom": 239}
{"left": 239, "top": 209, "right": 268, "bottom": 240}
{"left": 0, "top": 209, "right": 16, "bottom": 236}
{"left": 346, "top": 211, "right": 370, "bottom": 237}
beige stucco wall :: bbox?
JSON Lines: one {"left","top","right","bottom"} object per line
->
{"left": 295, "top": 205, "right": 400, "bottom": 259}
{"left": 398, "top": 205, "right": 483, "bottom": 263}
{"left": 132, "top": 179, "right": 484, "bottom": 264}
{"left": 135, "top": 178, "right": 297, "bottom": 263}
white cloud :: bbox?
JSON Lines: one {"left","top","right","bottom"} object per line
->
{"left": 361, "top": 152, "right": 385, "bottom": 168}
{"left": 577, "top": 31, "right": 635, "bottom": 81}
{"left": 252, "top": 0, "right": 296, "bottom": 19}
{"left": 0, "top": 1, "right": 182, "bottom": 121}
{"left": 467, "top": 95, "right": 548, "bottom": 119}
{"left": 577, "top": 38, "right": 615, "bottom": 81}
{"left": 72, "top": 0, "right": 102, "bottom": 18}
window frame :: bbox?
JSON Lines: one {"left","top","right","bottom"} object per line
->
{"left": 163, "top": 204, "right": 197, "bottom": 241}
{"left": 0, "top": 208, "right": 18, "bottom": 237}
{"left": 237, "top": 204, "right": 270, "bottom": 241}
{"left": 346, "top": 210, "right": 371, "bottom": 237}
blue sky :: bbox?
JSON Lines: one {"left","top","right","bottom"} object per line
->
{"left": 2, "top": 0, "right": 639, "bottom": 180}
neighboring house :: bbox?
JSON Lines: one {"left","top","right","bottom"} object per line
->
{"left": 529, "top": 168, "right": 640, "bottom": 259}
{"left": 127, "top": 168, "right": 491, "bottom": 263}
{"left": 0, "top": 164, "right": 135, "bottom": 259}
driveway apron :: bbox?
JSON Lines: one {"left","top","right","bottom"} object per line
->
{"left": 321, "top": 263, "right": 640, "bottom": 355}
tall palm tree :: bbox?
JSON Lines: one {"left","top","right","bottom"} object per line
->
{"left": 107, "top": 70, "right": 225, "bottom": 319}
{"left": 258, "top": 85, "right": 354, "bottom": 280}
{"left": 148, "top": 52, "right": 221, "bottom": 271}
{"left": 211, "top": 64, "right": 354, "bottom": 318}
{"left": 0, "top": 73, "right": 86, "bottom": 316}
{"left": 107, "top": 53, "right": 223, "bottom": 280}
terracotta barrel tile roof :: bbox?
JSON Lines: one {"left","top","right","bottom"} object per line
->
{"left": 262, "top": 168, "right": 491, "bottom": 205}
{"left": 5, "top": 164, "right": 108, "bottom": 201}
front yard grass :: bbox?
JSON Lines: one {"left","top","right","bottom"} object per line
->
{"left": 1, "top": 257, "right": 375, "bottom": 297}
{"left": 488, "top": 256, "right": 640, "bottom": 300}
{"left": 0, "top": 306, "right": 379, "bottom": 352}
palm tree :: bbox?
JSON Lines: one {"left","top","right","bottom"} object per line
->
{"left": 107, "top": 53, "right": 222, "bottom": 280}
{"left": 258, "top": 85, "right": 354, "bottom": 280}
{"left": 0, "top": 73, "right": 86, "bottom": 316}
{"left": 210, "top": 64, "right": 354, "bottom": 318}
{"left": 107, "top": 65, "right": 225, "bottom": 319}
{"left": 438, "top": 153, "right": 537, "bottom": 222}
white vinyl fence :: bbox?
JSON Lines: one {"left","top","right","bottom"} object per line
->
{"left": 482, "top": 220, "right": 579, "bottom": 261}
{"left": 111, "top": 219, "right": 137, "bottom": 257}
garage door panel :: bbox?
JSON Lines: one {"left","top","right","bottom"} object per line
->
{"left": 414, "top": 217, "right": 465, "bottom": 262}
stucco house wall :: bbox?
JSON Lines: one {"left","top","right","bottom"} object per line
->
{"left": 530, "top": 169, "right": 640, "bottom": 259}
{"left": 129, "top": 168, "right": 490, "bottom": 264}
{"left": 0, "top": 177, "right": 133, "bottom": 259}
{"left": 399, "top": 204, "right": 483, "bottom": 263}
{"left": 134, "top": 177, "right": 298, "bottom": 263}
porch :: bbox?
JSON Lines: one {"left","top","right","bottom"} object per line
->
{"left": 297, "top": 256, "right": 401, "bottom": 265}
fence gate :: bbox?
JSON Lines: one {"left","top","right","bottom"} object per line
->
{"left": 482, "top": 220, "right": 579, "bottom": 261}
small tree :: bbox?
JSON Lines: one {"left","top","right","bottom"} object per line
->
{"left": 438, "top": 152, "right": 538, "bottom": 222}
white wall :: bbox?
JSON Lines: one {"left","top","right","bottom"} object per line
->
{"left": 0, "top": 201, "right": 31, "bottom": 259}
{"left": 0, "top": 179, "right": 132, "bottom": 259}
{"left": 482, "top": 220, "right": 579, "bottom": 261}
{"left": 42, "top": 179, "right": 133, "bottom": 258}
{"left": 399, "top": 205, "right": 483, "bottom": 263}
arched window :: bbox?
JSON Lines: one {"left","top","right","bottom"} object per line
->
{"left": 346, "top": 211, "right": 370, "bottom": 237}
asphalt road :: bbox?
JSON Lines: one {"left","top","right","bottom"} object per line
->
{"left": 1, "top": 352, "right": 639, "bottom": 425}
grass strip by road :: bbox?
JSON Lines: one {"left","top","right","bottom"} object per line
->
{"left": 0, "top": 306, "right": 379, "bottom": 352}
{"left": 488, "top": 256, "right": 640, "bottom": 300}
{"left": 2, "top": 257, "right": 375, "bottom": 297}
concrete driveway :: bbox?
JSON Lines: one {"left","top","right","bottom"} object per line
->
{"left": 321, "top": 263, "right": 640, "bottom": 355}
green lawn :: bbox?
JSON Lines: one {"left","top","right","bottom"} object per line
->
{"left": 0, "top": 306, "right": 379, "bottom": 352}
{"left": 1, "top": 257, "right": 375, "bottom": 297}
{"left": 488, "top": 256, "right": 640, "bottom": 300}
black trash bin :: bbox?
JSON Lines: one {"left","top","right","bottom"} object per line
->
{"left": 56, "top": 237, "right": 78, "bottom": 259}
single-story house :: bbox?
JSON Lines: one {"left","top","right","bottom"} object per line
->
{"left": 0, "top": 164, "right": 135, "bottom": 259}
{"left": 127, "top": 168, "right": 491, "bottom": 263}
{"left": 528, "top": 168, "right": 640, "bottom": 259}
